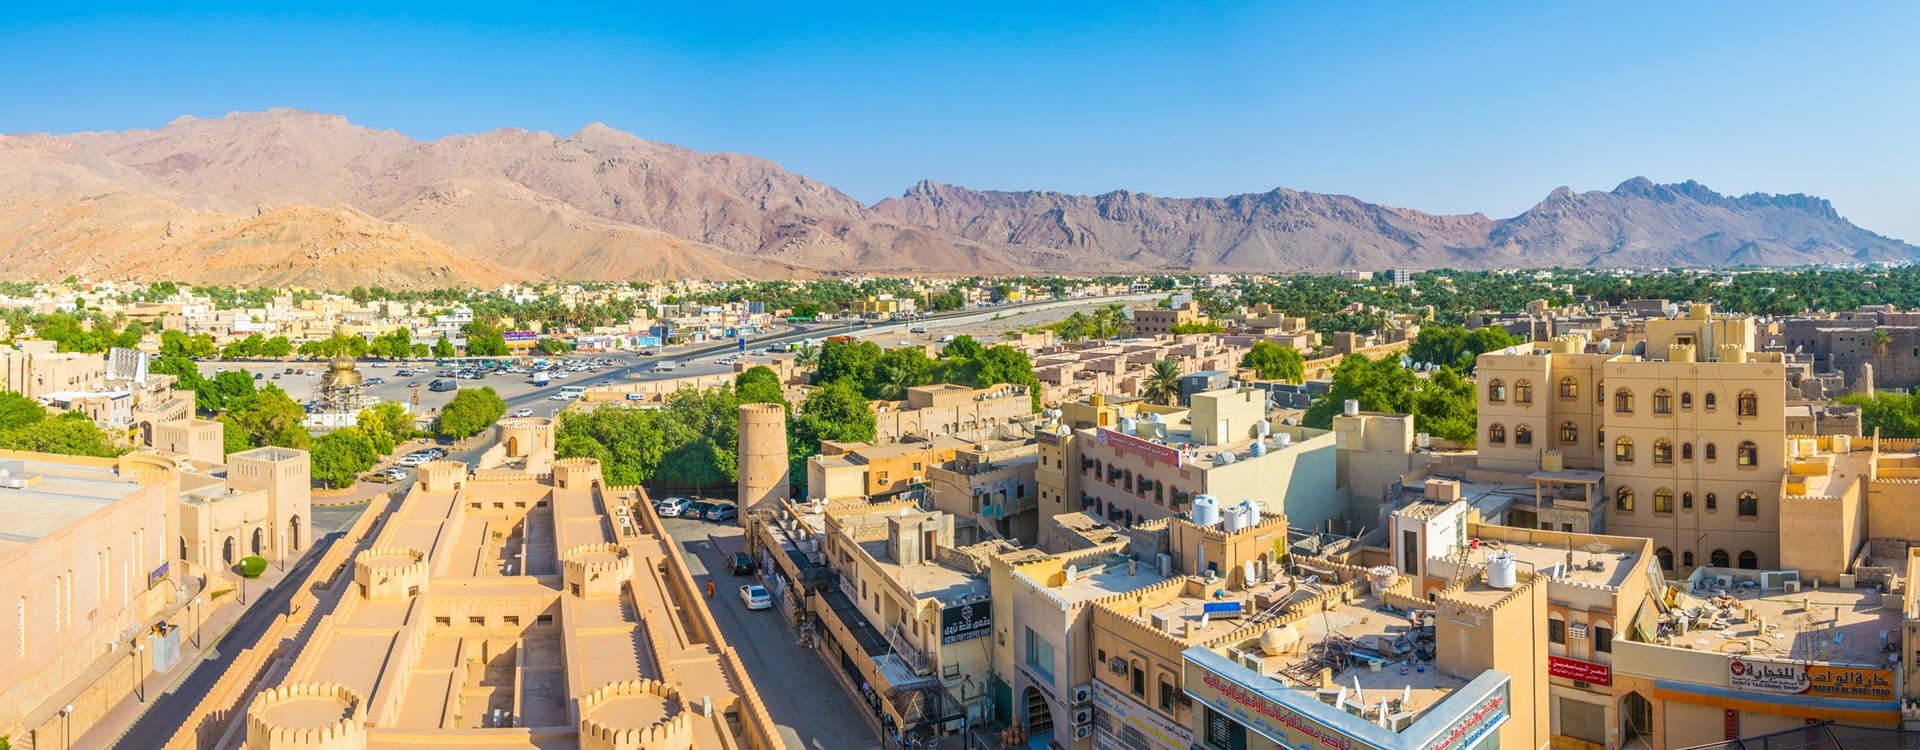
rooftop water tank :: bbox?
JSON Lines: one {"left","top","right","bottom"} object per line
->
{"left": 1275, "top": 433, "right": 1292, "bottom": 449}
{"left": 1343, "top": 399, "right": 1360, "bottom": 417}
{"left": 1238, "top": 499, "right": 1261, "bottom": 525}
{"left": 1255, "top": 418, "right": 1271, "bottom": 438}
{"left": 1249, "top": 441, "right": 1268, "bottom": 457}
{"left": 1260, "top": 624, "right": 1301, "bottom": 656}
{"left": 1190, "top": 494, "right": 1222, "bottom": 527}
{"left": 1487, "top": 551, "right": 1518, "bottom": 589}
{"left": 1215, "top": 451, "right": 1237, "bottom": 466}
{"left": 1119, "top": 417, "right": 1138, "bottom": 435}
{"left": 1219, "top": 503, "right": 1248, "bottom": 532}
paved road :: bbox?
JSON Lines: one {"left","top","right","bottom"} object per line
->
{"left": 659, "top": 517, "right": 882, "bottom": 750}
{"left": 99, "top": 531, "right": 343, "bottom": 748}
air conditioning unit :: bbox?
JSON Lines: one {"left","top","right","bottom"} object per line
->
{"left": 1073, "top": 707, "right": 1094, "bottom": 726}
{"left": 1073, "top": 724, "right": 1092, "bottom": 740}
{"left": 1071, "top": 684, "right": 1093, "bottom": 706}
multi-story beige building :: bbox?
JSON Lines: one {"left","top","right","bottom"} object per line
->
{"left": 177, "top": 446, "right": 313, "bottom": 574}
{"left": 1041, "top": 388, "right": 1340, "bottom": 536}
{"left": 0, "top": 451, "right": 176, "bottom": 739}
{"left": 1477, "top": 305, "right": 1797, "bottom": 575}
{"left": 1131, "top": 301, "right": 1207, "bottom": 336}
{"left": 807, "top": 438, "right": 965, "bottom": 504}
{"left": 0, "top": 340, "right": 106, "bottom": 400}
{"left": 811, "top": 503, "right": 1005, "bottom": 740}
{"left": 926, "top": 436, "right": 1040, "bottom": 543}
{"left": 873, "top": 383, "right": 1033, "bottom": 445}
{"left": 245, "top": 422, "right": 774, "bottom": 748}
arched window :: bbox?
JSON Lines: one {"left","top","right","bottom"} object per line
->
{"left": 1655, "top": 548, "right": 1673, "bottom": 571}
{"left": 1680, "top": 391, "right": 1693, "bottom": 410}
{"left": 1682, "top": 443, "right": 1694, "bottom": 461}
{"left": 1682, "top": 491, "right": 1694, "bottom": 510}
{"left": 1653, "top": 389, "right": 1673, "bottom": 414}
{"left": 1614, "top": 389, "right": 1634, "bottom": 414}
{"left": 1683, "top": 551, "right": 1695, "bottom": 567}
{"left": 1614, "top": 436, "right": 1634, "bottom": 463}
{"left": 1739, "top": 491, "right": 1759, "bottom": 517}
{"left": 1515, "top": 424, "right": 1533, "bottom": 447}
{"left": 1559, "top": 421, "right": 1578, "bottom": 444}
{"left": 1738, "top": 390, "right": 1758, "bottom": 417}
{"left": 1738, "top": 550, "right": 1759, "bottom": 569}
{"left": 1559, "top": 376, "right": 1579, "bottom": 400}
{"left": 222, "top": 537, "right": 235, "bottom": 565}
{"left": 1705, "top": 392, "right": 1718, "bottom": 411}
{"left": 1653, "top": 439, "right": 1673, "bottom": 465}
{"left": 1706, "top": 492, "right": 1719, "bottom": 511}
{"left": 1710, "top": 549, "right": 1730, "bottom": 567}
{"left": 1654, "top": 487, "right": 1674, "bottom": 513}
{"left": 1488, "top": 423, "right": 1506, "bottom": 445}
{"left": 1705, "top": 443, "right": 1718, "bottom": 461}
{"left": 1738, "top": 441, "right": 1758, "bottom": 467}
{"left": 1615, "top": 485, "right": 1635, "bottom": 511}
{"left": 1514, "top": 380, "right": 1533, "bottom": 404}
{"left": 1487, "top": 379, "right": 1507, "bottom": 403}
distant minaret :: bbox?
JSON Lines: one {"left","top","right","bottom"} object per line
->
{"left": 1860, "top": 363, "right": 1876, "bottom": 396}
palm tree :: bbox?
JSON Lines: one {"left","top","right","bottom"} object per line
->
{"left": 1143, "top": 358, "right": 1184, "bottom": 406}
{"left": 1872, "top": 328, "right": 1893, "bottom": 356}
{"left": 793, "top": 343, "right": 820, "bottom": 368}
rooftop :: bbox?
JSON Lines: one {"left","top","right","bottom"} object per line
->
{"left": 1656, "top": 573, "right": 1903, "bottom": 667}
{"left": 1224, "top": 592, "right": 1469, "bottom": 724}
{"left": 0, "top": 457, "right": 144, "bottom": 554}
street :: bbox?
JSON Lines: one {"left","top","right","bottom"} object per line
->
{"left": 658, "top": 515, "right": 883, "bottom": 750}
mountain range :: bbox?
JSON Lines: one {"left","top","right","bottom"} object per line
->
{"left": 0, "top": 109, "right": 1909, "bottom": 289}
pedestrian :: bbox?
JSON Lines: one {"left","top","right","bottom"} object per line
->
{"left": 706, "top": 580, "right": 716, "bottom": 599}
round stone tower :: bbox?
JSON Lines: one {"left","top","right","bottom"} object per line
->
{"left": 736, "top": 403, "right": 789, "bottom": 522}
{"left": 245, "top": 682, "right": 368, "bottom": 750}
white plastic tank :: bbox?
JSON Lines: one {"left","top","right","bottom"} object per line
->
{"left": 1367, "top": 566, "right": 1398, "bottom": 594}
{"left": 1255, "top": 418, "right": 1271, "bottom": 438}
{"left": 1239, "top": 499, "right": 1261, "bottom": 525}
{"left": 1833, "top": 434, "right": 1852, "bottom": 454}
{"left": 1249, "top": 441, "right": 1268, "bottom": 457}
{"left": 1487, "top": 551, "right": 1518, "bottom": 589}
{"left": 1215, "top": 451, "right": 1237, "bottom": 466}
{"left": 1190, "top": 494, "right": 1222, "bottom": 527}
{"left": 1343, "top": 399, "right": 1360, "bottom": 417}
{"left": 1218, "top": 503, "right": 1245, "bottom": 532}
{"left": 1275, "top": 433, "right": 1292, "bottom": 449}
{"left": 1260, "top": 624, "right": 1301, "bottom": 656}
{"left": 1119, "top": 416, "right": 1138, "bottom": 435}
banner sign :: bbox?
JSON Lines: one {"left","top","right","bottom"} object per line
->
{"left": 1096, "top": 428, "right": 1181, "bottom": 467}
{"left": 1547, "top": 655, "right": 1611, "bottom": 686}
{"left": 940, "top": 600, "right": 991, "bottom": 644}
{"left": 1730, "top": 657, "right": 1895, "bottom": 700}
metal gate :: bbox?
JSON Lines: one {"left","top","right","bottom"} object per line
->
{"left": 1560, "top": 696, "right": 1606, "bottom": 744}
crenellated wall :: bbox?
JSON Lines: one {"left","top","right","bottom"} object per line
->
{"left": 352, "top": 545, "right": 429, "bottom": 601}
{"left": 563, "top": 542, "right": 634, "bottom": 599}
{"left": 244, "top": 682, "right": 368, "bottom": 750}
{"left": 577, "top": 679, "right": 694, "bottom": 750}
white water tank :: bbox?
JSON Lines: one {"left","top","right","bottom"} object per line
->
{"left": 1833, "top": 434, "right": 1852, "bottom": 454}
{"left": 1416, "top": 433, "right": 1430, "bottom": 449}
{"left": 1255, "top": 418, "right": 1271, "bottom": 438}
{"left": 1239, "top": 499, "right": 1261, "bottom": 526}
{"left": 1219, "top": 503, "right": 1246, "bottom": 532}
{"left": 1343, "top": 399, "right": 1360, "bottom": 417}
{"left": 1119, "top": 417, "right": 1138, "bottom": 435}
{"left": 1191, "top": 495, "right": 1222, "bottom": 527}
{"left": 1215, "top": 451, "right": 1237, "bottom": 466}
{"left": 1487, "top": 551, "right": 1518, "bottom": 589}
{"left": 1249, "top": 441, "right": 1268, "bottom": 457}
{"left": 1276, "top": 433, "right": 1292, "bottom": 449}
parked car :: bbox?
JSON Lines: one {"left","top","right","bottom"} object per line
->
{"left": 425, "top": 447, "right": 448, "bottom": 459}
{"left": 512, "top": 408, "right": 534, "bottom": 418}
{"left": 406, "top": 381, "right": 421, "bottom": 388}
{"left": 395, "top": 454, "right": 428, "bottom": 467}
{"left": 656, "top": 497, "right": 692, "bottom": 517}
{"left": 738, "top": 584, "right": 772, "bottom": 610}
{"left": 684, "top": 501, "right": 714, "bottom": 520}
{"left": 705, "top": 504, "right": 738, "bottom": 522}
{"left": 365, "top": 467, "right": 408, "bottom": 483}
{"left": 728, "top": 552, "right": 756, "bottom": 575}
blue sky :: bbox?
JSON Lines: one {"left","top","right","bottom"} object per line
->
{"left": 2, "top": 2, "right": 1916, "bottom": 239}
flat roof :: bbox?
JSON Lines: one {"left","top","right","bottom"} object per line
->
{"left": 0, "top": 458, "right": 143, "bottom": 551}
{"left": 1046, "top": 556, "right": 1168, "bottom": 602}
{"left": 858, "top": 538, "right": 988, "bottom": 602}
{"left": 1664, "top": 581, "right": 1901, "bottom": 667}
{"left": 1232, "top": 593, "right": 1469, "bottom": 723}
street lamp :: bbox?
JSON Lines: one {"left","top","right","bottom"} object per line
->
{"left": 61, "top": 703, "right": 73, "bottom": 750}
{"left": 278, "top": 530, "right": 287, "bottom": 571}
{"left": 132, "top": 640, "right": 147, "bottom": 702}
{"left": 192, "top": 596, "right": 203, "bottom": 648}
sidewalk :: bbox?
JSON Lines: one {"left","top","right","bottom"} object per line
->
{"left": 63, "top": 558, "right": 309, "bottom": 750}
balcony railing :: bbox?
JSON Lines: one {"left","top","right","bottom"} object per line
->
{"left": 885, "top": 623, "right": 934, "bottom": 675}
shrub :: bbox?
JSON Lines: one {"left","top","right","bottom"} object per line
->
{"left": 238, "top": 556, "right": 268, "bottom": 579}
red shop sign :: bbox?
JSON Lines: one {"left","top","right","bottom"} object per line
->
{"left": 1548, "top": 655, "right": 1612, "bottom": 686}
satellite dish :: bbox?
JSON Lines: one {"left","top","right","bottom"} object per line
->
{"left": 1502, "top": 347, "right": 1517, "bottom": 356}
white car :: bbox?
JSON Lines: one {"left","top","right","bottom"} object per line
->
{"left": 656, "top": 497, "right": 692, "bottom": 517}
{"left": 553, "top": 370, "right": 570, "bottom": 379}
{"left": 739, "top": 584, "right": 772, "bottom": 610}
{"left": 512, "top": 408, "right": 534, "bottom": 418}
{"left": 550, "top": 393, "right": 574, "bottom": 401}
{"left": 395, "top": 454, "right": 428, "bottom": 467}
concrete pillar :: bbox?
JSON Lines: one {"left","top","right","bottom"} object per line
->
{"left": 737, "top": 403, "right": 790, "bottom": 524}
{"left": 1860, "top": 363, "right": 1876, "bottom": 396}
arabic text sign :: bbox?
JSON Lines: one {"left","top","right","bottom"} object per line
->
{"left": 1547, "top": 655, "right": 1611, "bottom": 686}
{"left": 1096, "top": 428, "right": 1181, "bottom": 467}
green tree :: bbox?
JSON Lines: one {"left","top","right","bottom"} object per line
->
{"left": 262, "top": 336, "right": 293, "bottom": 358}
{"left": 222, "top": 385, "right": 310, "bottom": 452}
{"left": 310, "top": 427, "right": 378, "bottom": 488}
{"left": 1410, "top": 366, "right": 1479, "bottom": 445}
{"left": 555, "top": 407, "right": 669, "bottom": 485}
{"left": 1837, "top": 392, "right": 1920, "bottom": 438}
{"left": 1241, "top": 340, "right": 1306, "bottom": 383}
{"left": 432, "top": 337, "right": 457, "bottom": 359}
{"left": 815, "top": 339, "right": 883, "bottom": 386}
{"left": 872, "top": 346, "right": 936, "bottom": 400}
{"left": 188, "top": 333, "right": 219, "bottom": 359}
{"left": 0, "top": 411, "right": 120, "bottom": 457}
{"left": 437, "top": 387, "right": 507, "bottom": 439}
{"left": 203, "top": 370, "right": 258, "bottom": 413}
{"left": 789, "top": 380, "right": 875, "bottom": 495}
{"left": 735, "top": 366, "right": 788, "bottom": 408}
{"left": 535, "top": 337, "right": 571, "bottom": 355}
{"left": 1168, "top": 320, "right": 1225, "bottom": 335}
{"left": 1143, "top": 358, "right": 1185, "bottom": 406}
{"left": 0, "top": 391, "right": 48, "bottom": 431}
{"left": 463, "top": 321, "right": 510, "bottom": 356}
{"left": 940, "top": 335, "right": 984, "bottom": 361}
{"left": 1408, "top": 325, "right": 1518, "bottom": 373}
{"left": 1302, "top": 353, "right": 1421, "bottom": 429}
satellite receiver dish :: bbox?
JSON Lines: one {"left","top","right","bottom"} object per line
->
{"left": 1598, "top": 338, "right": 1612, "bottom": 354}
{"left": 1503, "top": 347, "right": 1517, "bottom": 356}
